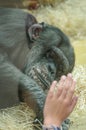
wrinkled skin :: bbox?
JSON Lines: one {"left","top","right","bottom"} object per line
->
{"left": 0, "top": 8, "right": 75, "bottom": 130}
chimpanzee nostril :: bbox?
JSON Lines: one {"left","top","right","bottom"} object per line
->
{"left": 47, "top": 64, "right": 55, "bottom": 75}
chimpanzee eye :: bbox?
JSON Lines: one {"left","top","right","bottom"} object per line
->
{"left": 46, "top": 52, "right": 50, "bottom": 58}
{"left": 46, "top": 50, "right": 55, "bottom": 59}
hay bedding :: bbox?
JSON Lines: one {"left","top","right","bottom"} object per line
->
{"left": 0, "top": 0, "right": 86, "bottom": 130}
{"left": 0, "top": 104, "right": 36, "bottom": 130}
{"left": 31, "top": 0, "right": 86, "bottom": 41}
{"left": 69, "top": 65, "right": 86, "bottom": 130}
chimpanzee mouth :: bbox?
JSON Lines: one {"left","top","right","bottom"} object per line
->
{"left": 28, "top": 66, "right": 51, "bottom": 91}
{"left": 26, "top": 60, "right": 56, "bottom": 92}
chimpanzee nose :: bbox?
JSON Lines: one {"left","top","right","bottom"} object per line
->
{"left": 48, "top": 64, "right": 54, "bottom": 75}
{"left": 47, "top": 62, "right": 56, "bottom": 77}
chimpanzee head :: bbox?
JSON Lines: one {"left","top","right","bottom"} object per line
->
{"left": 25, "top": 14, "right": 75, "bottom": 91}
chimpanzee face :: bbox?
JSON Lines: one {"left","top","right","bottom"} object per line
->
{"left": 26, "top": 55, "right": 57, "bottom": 92}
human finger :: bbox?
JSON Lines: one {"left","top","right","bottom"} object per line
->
{"left": 47, "top": 81, "right": 57, "bottom": 97}
{"left": 64, "top": 73, "right": 73, "bottom": 91}
{"left": 45, "top": 81, "right": 57, "bottom": 103}
{"left": 56, "top": 75, "right": 66, "bottom": 97}
{"left": 67, "top": 80, "right": 76, "bottom": 102}
{"left": 60, "top": 73, "right": 73, "bottom": 98}
{"left": 50, "top": 81, "right": 57, "bottom": 92}
{"left": 69, "top": 96, "right": 78, "bottom": 112}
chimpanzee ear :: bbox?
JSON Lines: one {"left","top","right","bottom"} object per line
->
{"left": 25, "top": 13, "right": 46, "bottom": 42}
{"left": 27, "top": 23, "right": 44, "bottom": 41}
{"left": 25, "top": 13, "right": 38, "bottom": 29}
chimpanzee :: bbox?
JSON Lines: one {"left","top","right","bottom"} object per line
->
{"left": 0, "top": 7, "right": 75, "bottom": 129}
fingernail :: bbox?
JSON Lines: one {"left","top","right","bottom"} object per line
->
{"left": 74, "top": 79, "right": 77, "bottom": 83}
{"left": 67, "top": 73, "right": 72, "bottom": 77}
{"left": 61, "top": 75, "right": 66, "bottom": 80}
{"left": 53, "top": 80, "right": 57, "bottom": 84}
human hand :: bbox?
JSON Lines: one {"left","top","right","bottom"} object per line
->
{"left": 43, "top": 73, "right": 78, "bottom": 127}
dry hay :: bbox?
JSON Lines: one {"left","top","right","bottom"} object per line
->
{"left": 0, "top": 104, "right": 36, "bottom": 130}
{"left": 38, "top": 0, "right": 64, "bottom": 6}
{"left": 22, "top": 0, "right": 64, "bottom": 9}
{"left": 69, "top": 65, "right": 86, "bottom": 130}
{"left": 30, "top": 0, "right": 86, "bottom": 41}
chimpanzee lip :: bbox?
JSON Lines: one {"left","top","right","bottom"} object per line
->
{"left": 27, "top": 65, "right": 51, "bottom": 91}
{"left": 33, "top": 68, "right": 50, "bottom": 89}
